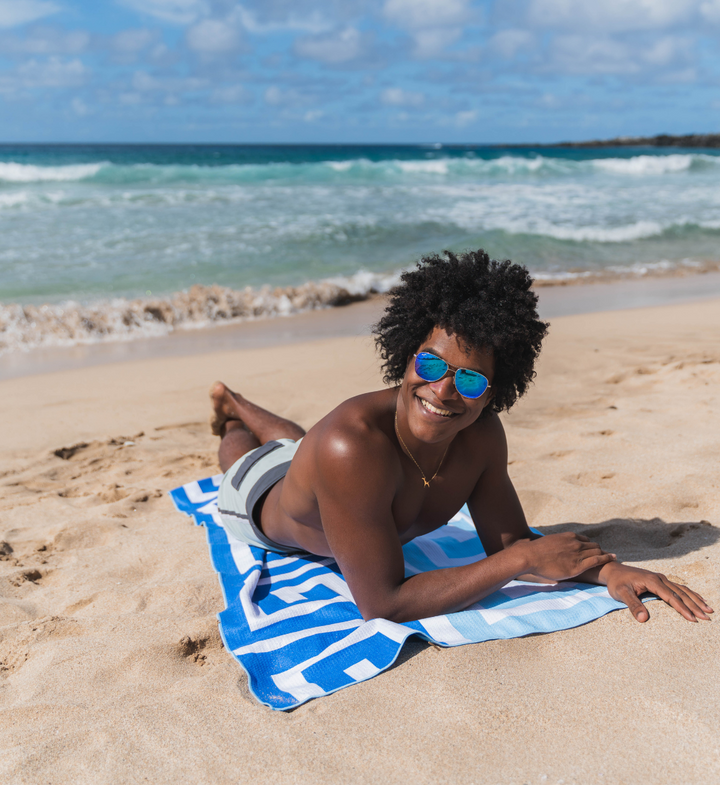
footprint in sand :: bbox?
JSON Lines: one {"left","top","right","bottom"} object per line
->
{"left": 0, "top": 616, "right": 83, "bottom": 676}
{"left": 175, "top": 628, "right": 223, "bottom": 667}
{"left": 0, "top": 646, "right": 29, "bottom": 675}
{"left": 564, "top": 471, "right": 616, "bottom": 487}
{"left": 8, "top": 568, "right": 45, "bottom": 588}
{"left": 154, "top": 422, "right": 205, "bottom": 432}
{"left": 53, "top": 443, "right": 90, "bottom": 460}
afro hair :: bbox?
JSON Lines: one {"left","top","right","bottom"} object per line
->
{"left": 373, "top": 249, "right": 548, "bottom": 415}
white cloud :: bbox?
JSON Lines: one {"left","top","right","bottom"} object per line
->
{"left": 490, "top": 29, "right": 535, "bottom": 59}
{"left": 383, "top": 0, "right": 470, "bottom": 29}
{"left": 17, "top": 56, "right": 86, "bottom": 87}
{"left": 527, "top": 0, "right": 696, "bottom": 33}
{"left": 700, "top": 0, "right": 720, "bottom": 22}
{"left": 454, "top": 109, "right": 477, "bottom": 127}
{"left": 71, "top": 96, "right": 91, "bottom": 115}
{"left": 236, "top": 5, "right": 330, "bottom": 34}
{"left": 211, "top": 84, "right": 247, "bottom": 103}
{"left": 641, "top": 36, "right": 690, "bottom": 66}
{"left": 186, "top": 18, "right": 239, "bottom": 52}
{"left": 132, "top": 70, "right": 206, "bottom": 92}
{"left": 264, "top": 85, "right": 309, "bottom": 106}
{"left": 265, "top": 85, "right": 281, "bottom": 105}
{"left": 537, "top": 93, "right": 562, "bottom": 108}
{"left": 0, "top": 27, "right": 89, "bottom": 54}
{"left": 294, "top": 26, "right": 362, "bottom": 63}
{"left": 118, "top": 0, "right": 208, "bottom": 25}
{"left": 132, "top": 71, "right": 160, "bottom": 91}
{"left": 119, "top": 92, "right": 142, "bottom": 104}
{"left": 413, "top": 27, "right": 461, "bottom": 57}
{"left": 380, "top": 87, "right": 424, "bottom": 107}
{"left": 112, "top": 29, "right": 155, "bottom": 54}
{"left": 383, "top": 0, "right": 470, "bottom": 56}
{"left": 547, "top": 32, "right": 691, "bottom": 75}
{"left": 0, "top": 0, "right": 60, "bottom": 28}
{"left": 659, "top": 67, "right": 697, "bottom": 83}
{"left": 303, "top": 109, "right": 323, "bottom": 121}
{"left": 550, "top": 35, "right": 638, "bottom": 74}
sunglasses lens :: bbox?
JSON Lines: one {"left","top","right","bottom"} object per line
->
{"left": 415, "top": 352, "right": 447, "bottom": 382}
{"left": 455, "top": 369, "right": 488, "bottom": 399}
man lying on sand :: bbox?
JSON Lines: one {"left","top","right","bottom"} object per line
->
{"left": 209, "top": 249, "right": 712, "bottom": 624}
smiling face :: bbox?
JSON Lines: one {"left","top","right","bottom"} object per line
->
{"left": 399, "top": 326, "right": 495, "bottom": 445}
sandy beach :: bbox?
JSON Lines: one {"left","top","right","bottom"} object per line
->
{"left": 0, "top": 290, "right": 718, "bottom": 784}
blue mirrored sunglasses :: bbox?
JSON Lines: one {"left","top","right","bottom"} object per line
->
{"left": 414, "top": 352, "right": 491, "bottom": 399}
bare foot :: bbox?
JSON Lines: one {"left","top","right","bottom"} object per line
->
{"left": 209, "top": 382, "right": 244, "bottom": 437}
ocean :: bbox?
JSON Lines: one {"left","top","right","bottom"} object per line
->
{"left": 2, "top": 143, "right": 720, "bottom": 355}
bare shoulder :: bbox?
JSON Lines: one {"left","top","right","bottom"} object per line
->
{"left": 304, "top": 390, "right": 400, "bottom": 491}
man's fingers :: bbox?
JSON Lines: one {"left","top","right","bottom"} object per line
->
{"left": 656, "top": 578, "right": 712, "bottom": 621}
{"left": 582, "top": 552, "right": 616, "bottom": 570}
{"left": 669, "top": 582, "right": 714, "bottom": 614}
{"left": 578, "top": 541, "right": 616, "bottom": 559}
{"left": 615, "top": 585, "right": 649, "bottom": 622}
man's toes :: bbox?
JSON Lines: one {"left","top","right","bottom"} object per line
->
{"left": 210, "top": 381, "right": 227, "bottom": 403}
{"left": 210, "top": 416, "right": 225, "bottom": 436}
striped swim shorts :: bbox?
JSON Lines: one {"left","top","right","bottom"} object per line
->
{"left": 217, "top": 438, "right": 308, "bottom": 556}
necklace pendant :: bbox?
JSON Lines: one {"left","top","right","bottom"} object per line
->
{"left": 422, "top": 478, "right": 430, "bottom": 488}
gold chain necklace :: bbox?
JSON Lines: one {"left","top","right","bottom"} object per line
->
{"left": 394, "top": 404, "right": 450, "bottom": 488}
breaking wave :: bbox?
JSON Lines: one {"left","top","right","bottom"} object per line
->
{"left": 0, "top": 270, "right": 401, "bottom": 355}
{"left": 0, "top": 162, "right": 106, "bottom": 183}
{"left": 3, "top": 153, "right": 719, "bottom": 187}
{"left": 592, "top": 154, "right": 702, "bottom": 175}
{"left": 3, "top": 260, "right": 719, "bottom": 356}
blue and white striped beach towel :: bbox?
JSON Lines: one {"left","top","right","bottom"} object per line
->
{"left": 170, "top": 475, "right": 634, "bottom": 710}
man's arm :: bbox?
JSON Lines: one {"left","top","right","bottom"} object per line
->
{"left": 314, "top": 422, "right": 613, "bottom": 623}
{"left": 467, "top": 416, "right": 713, "bottom": 622}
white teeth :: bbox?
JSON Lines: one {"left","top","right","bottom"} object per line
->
{"left": 420, "top": 397, "right": 454, "bottom": 417}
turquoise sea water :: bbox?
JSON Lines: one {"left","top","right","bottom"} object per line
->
{"left": 1, "top": 143, "right": 720, "bottom": 352}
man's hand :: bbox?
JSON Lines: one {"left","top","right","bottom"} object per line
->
{"left": 515, "top": 532, "right": 617, "bottom": 582}
{"left": 602, "top": 562, "right": 714, "bottom": 623}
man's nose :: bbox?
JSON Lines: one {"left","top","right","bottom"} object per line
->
{"left": 428, "top": 373, "right": 457, "bottom": 400}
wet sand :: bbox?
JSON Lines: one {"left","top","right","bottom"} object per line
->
{"left": 0, "top": 293, "right": 718, "bottom": 784}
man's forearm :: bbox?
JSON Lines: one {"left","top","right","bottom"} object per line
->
{"left": 567, "top": 560, "right": 620, "bottom": 586}
{"left": 369, "top": 546, "right": 529, "bottom": 623}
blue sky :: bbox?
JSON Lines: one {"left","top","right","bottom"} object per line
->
{"left": 1, "top": 0, "right": 720, "bottom": 143}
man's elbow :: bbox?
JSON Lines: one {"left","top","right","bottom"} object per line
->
{"left": 356, "top": 597, "right": 412, "bottom": 624}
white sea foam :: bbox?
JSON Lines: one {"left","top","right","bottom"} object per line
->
{"left": 0, "top": 192, "right": 29, "bottom": 208}
{"left": 592, "top": 154, "right": 706, "bottom": 175}
{"left": 3, "top": 258, "right": 718, "bottom": 357}
{"left": 437, "top": 196, "right": 677, "bottom": 242}
{"left": 487, "top": 155, "right": 559, "bottom": 174}
{"left": 0, "top": 270, "right": 401, "bottom": 355}
{"left": 521, "top": 219, "right": 667, "bottom": 243}
{"left": 326, "top": 160, "right": 362, "bottom": 172}
{"left": 1, "top": 153, "right": 717, "bottom": 191}
{"left": 0, "top": 161, "right": 106, "bottom": 183}
{"left": 532, "top": 257, "right": 716, "bottom": 283}
{"left": 396, "top": 160, "right": 451, "bottom": 175}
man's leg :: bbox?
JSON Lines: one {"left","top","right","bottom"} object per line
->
{"left": 211, "top": 382, "right": 306, "bottom": 473}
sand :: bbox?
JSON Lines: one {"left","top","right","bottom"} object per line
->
{"left": 0, "top": 295, "right": 718, "bottom": 784}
